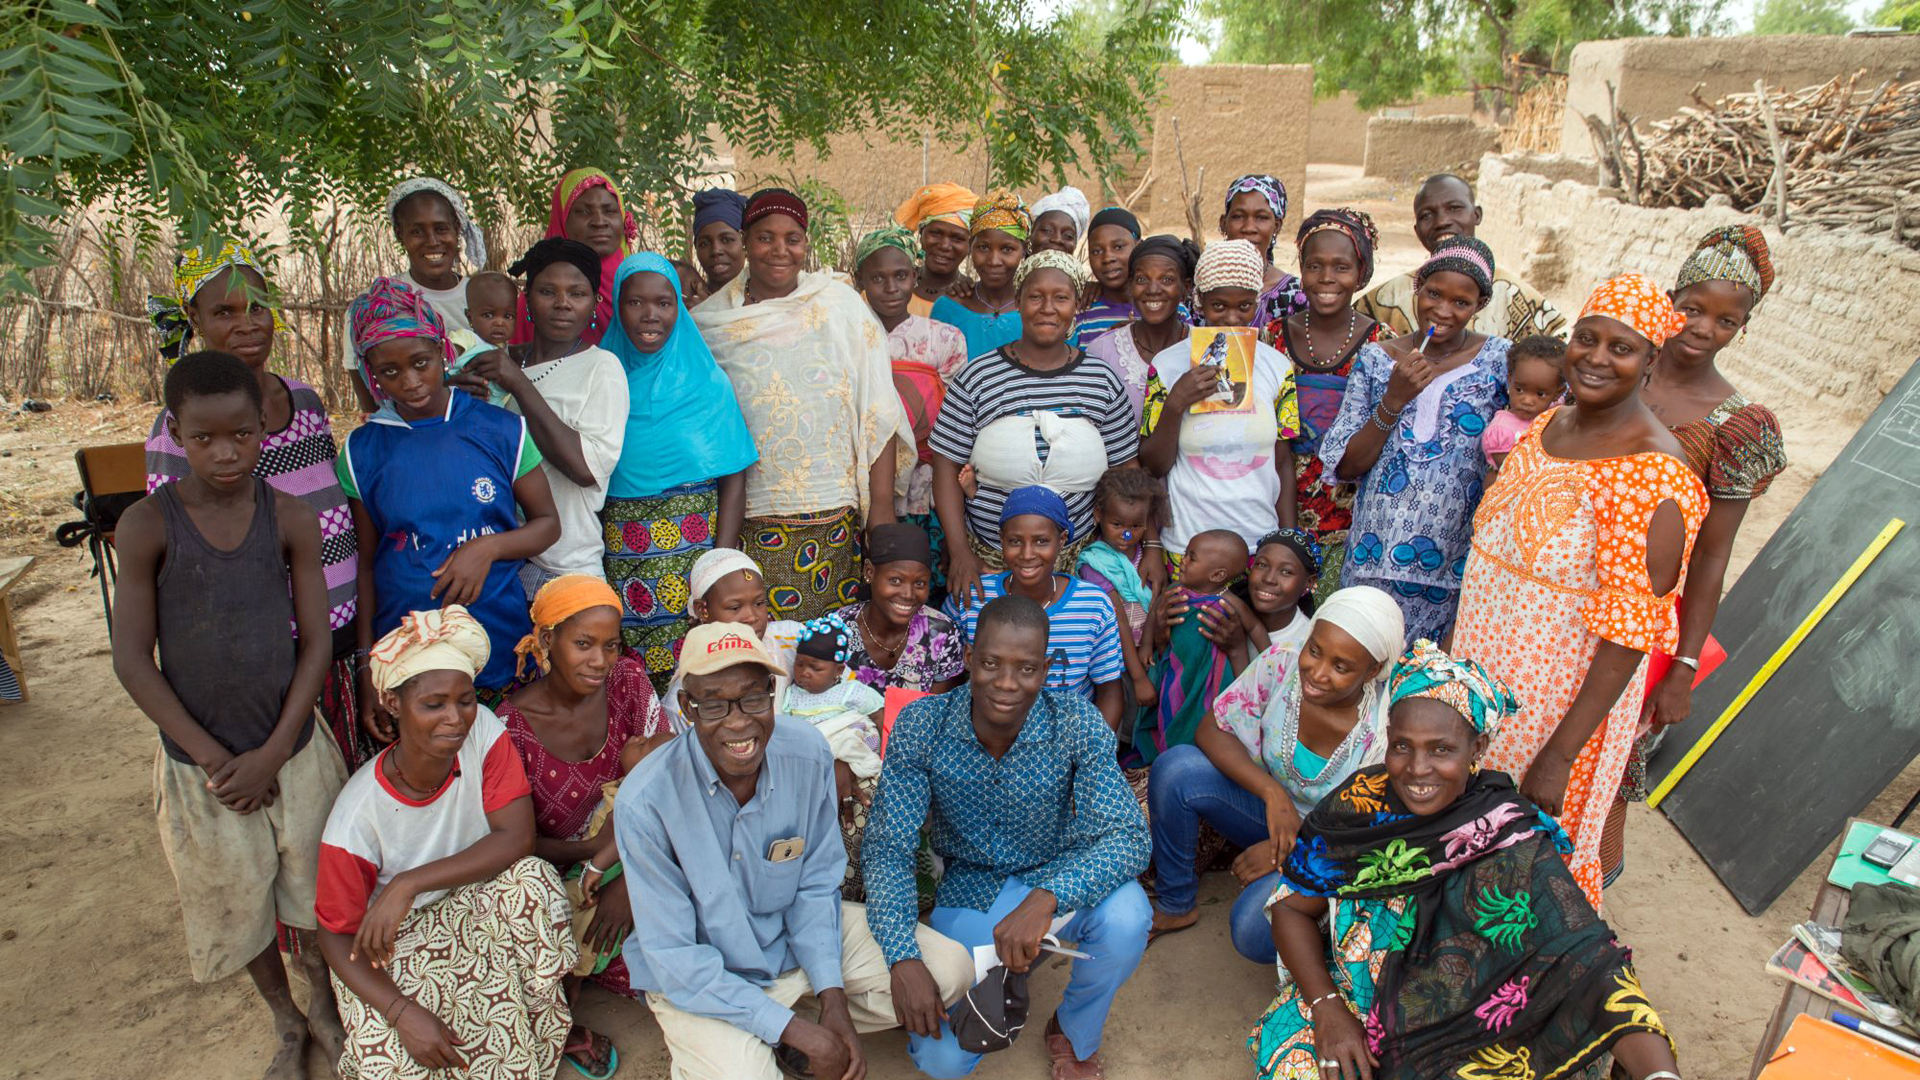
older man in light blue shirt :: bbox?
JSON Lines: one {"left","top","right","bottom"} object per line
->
{"left": 616, "top": 622, "right": 972, "bottom": 1080}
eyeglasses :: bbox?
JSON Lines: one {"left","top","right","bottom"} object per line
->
{"left": 686, "top": 692, "right": 775, "bottom": 723}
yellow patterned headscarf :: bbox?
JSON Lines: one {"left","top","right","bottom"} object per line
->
{"left": 146, "top": 242, "right": 279, "bottom": 362}
{"left": 969, "top": 189, "right": 1031, "bottom": 242}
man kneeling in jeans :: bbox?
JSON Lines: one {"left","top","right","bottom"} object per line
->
{"left": 862, "top": 595, "right": 1153, "bottom": 1080}
{"left": 616, "top": 622, "right": 973, "bottom": 1080}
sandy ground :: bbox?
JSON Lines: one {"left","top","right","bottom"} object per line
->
{"left": 3, "top": 166, "right": 1910, "bottom": 1080}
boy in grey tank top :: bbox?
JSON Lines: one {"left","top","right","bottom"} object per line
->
{"left": 112, "top": 351, "right": 350, "bottom": 1075}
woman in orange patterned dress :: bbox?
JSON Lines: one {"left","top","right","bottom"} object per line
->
{"left": 1451, "top": 274, "right": 1707, "bottom": 910}
{"left": 1600, "top": 226, "right": 1788, "bottom": 885}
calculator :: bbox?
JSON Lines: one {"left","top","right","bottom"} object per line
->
{"left": 1864, "top": 832, "right": 1914, "bottom": 868}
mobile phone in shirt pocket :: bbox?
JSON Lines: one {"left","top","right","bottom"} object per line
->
{"left": 746, "top": 838, "right": 806, "bottom": 912}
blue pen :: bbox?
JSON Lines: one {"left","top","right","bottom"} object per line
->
{"left": 1417, "top": 326, "right": 1435, "bottom": 355}
{"left": 1832, "top": 1012, "right": 1920, "bottom": 1057}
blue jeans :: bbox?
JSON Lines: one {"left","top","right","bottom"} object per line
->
{"left": 1147, "top": 743, "right": 1286, "bottom": 963}
{"left": 907, "top": 877, "right": 1151, "bottom": 1078}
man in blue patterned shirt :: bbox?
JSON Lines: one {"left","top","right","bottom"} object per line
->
{"left": 862, "top": 596, "right": 1152, "bottom": 1079}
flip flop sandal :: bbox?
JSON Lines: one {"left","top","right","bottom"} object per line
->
{"left": 773, "top": 1042, "right": 815, "bottom": 1080}
{"left": 1146, "top": 914, "right": 1199, "bottom": 948}
{"left": 561, "top": 1027, "right": 620, "bottom": 1080}
{"left": 1044, "top": 1022, "right": 1106, "bottom": 1080}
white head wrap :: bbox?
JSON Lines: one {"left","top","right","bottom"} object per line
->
{"left": 1013, "top": 249, "right": 1091, "bottom": 294}
{"left": 1309, "top": 585, "right": 1407, "bottom": 664}
{"left": 690, "top": 547, "right": 764, "bottom": 602}
{"left": 1031, "top": 186, "right": 1091, "bottom": 240}
{"left": 385, "top": 177, "right": 488, "bottom": 270}
{"left": 368, "top": 605, "right": 492, "bottom": 693}
{"left": 1194, "top": 238, "right": 1265, "bottom": 294}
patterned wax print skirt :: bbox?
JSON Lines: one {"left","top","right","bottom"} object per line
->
{"left": 332, "top": 857, "right": 575, "bottom": 1080}
{"left": 749, "top": 506, "right": 864, "bottom": 622}
{"left": 604, "top": 481, "right": 718, "bottom": 691}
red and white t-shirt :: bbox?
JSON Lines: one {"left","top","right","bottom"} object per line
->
{"left": 315, "top": 706, "right": 531, "bottom": 934}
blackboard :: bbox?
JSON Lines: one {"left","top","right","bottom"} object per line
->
{"left": 1649, "top": 355, "right": 1920, "bottom": 915}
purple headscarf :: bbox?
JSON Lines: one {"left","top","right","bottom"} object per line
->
{"left": 1224, "top": 174, "right": 1288, "bottom": 224}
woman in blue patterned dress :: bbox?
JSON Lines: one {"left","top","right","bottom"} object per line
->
{"left": 1320, "top": 238, "right": 1509, "bottom": 643}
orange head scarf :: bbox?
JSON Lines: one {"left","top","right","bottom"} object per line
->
{"left": 895, "top": 182, "right": 979, "bottom": 231}
{"left": 514, "top": 575, "right": 624, "bottom": 679}
{"left": 1578, "top": 272, "right": 1687, "bottom": 348}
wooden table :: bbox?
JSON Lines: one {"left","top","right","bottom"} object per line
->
{"left": 1748, "top": 819, "right": 1868, "bottom": 1078}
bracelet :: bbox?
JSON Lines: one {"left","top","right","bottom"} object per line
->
{"left": 1142, "top": 540, "right": 1164, "bottom": 549}
{"left": 384, "top": 989, "right": 405, "bottom": 1020}
{"left": 1306, "top": 991, "right": 1342, "bottom": 1011}
{"left": 1369, "top": 406, "right": 1397, "bottom": 433}
{"left": 1644, "top": 1072, "right": 1682, "bottom": 1080}
{"left": 1380, "top": 398, "right": 1408, "bottom": 418}
{"left": 582, "top": 859, "right": 606, "bottom": 875}
{"left": 1669, "top": 655, "right": 1699, "bottom": 671}
{"left": 392, "top": 999, "right": 412, "bottom": 1025}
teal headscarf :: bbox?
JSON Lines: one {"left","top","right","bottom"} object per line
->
{"left": 604, "top": 253, "right": 760, "bottom": 498}
{"left": 1386, "top": 638, "right": 1520, "bottom": 739}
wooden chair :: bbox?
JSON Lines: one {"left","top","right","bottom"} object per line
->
{"left": 0, "top": 555, "right": 32, "bottom": 703}
{"left": 55, "top": 442, "right": 148, "bottom": 637}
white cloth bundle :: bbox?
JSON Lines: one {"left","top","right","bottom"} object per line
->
{"left": 968, "top": 410, "right": 1108, "bottom": 496}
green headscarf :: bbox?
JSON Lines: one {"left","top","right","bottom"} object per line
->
{"left": 853, "top": 224, "right": 923, "bottom": 271}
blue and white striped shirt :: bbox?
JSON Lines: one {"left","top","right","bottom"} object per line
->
{"left": 944, "top": 573, "right": 1124, "bottom": 698}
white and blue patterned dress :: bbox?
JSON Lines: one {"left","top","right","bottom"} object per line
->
{"left": 1320, "top": 336, "right": 1510, "bottom": 642}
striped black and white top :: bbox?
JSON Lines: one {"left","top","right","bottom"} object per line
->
{"left": 929, "top": 347, "right": 1138, "bottom": 547}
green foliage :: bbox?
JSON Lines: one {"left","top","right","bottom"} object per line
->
{"left": 0, "top": 0, "right": 1178, "bottom": 291}
{"left": 1201, "top": 0, "right": 1729, "bottom": 108}
{"left": 1202, "top": 0, "right": 1463, "bottom": 108}
{"left": 1754, "top": 0, "right": 1856, "bottom": 32}
{"left": 1057, "top": 0, "right": 1183, "bottom": 64}
{"left": 1873, "top": 0, "right": 1920, "bottom": 28}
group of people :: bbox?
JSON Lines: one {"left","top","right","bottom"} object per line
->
{"left": 111, "top": 163, "right": 1790, "bottom": 1080}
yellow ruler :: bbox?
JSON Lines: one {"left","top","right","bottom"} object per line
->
{"left": 1649, "top": 517, "right": 1906, "bottom": 809}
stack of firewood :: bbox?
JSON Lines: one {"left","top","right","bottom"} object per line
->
{"left": 1627, "top": 73, "right": 1919, "bottom": 249}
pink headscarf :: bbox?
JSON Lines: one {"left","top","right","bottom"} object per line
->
{"left": 515, "top": 168, "right": 638, "bottom": 346}
{"left": 350, "top": 277, "right": 455, "bottom": 399}
{"left": 1578, "top": 272, "right": 1687, "bottom": 348}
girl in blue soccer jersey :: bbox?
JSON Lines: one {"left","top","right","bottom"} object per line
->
{"left": 339, "top": 278, "right": 560, "bottom": 721}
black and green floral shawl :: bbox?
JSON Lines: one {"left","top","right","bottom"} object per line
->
{"left": 1261, "top": 765, "right": 1671, "bottom": 1080}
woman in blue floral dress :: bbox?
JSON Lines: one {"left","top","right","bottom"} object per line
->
{"left": 1320, "top": 237, "right": 1510, "bottom": 643}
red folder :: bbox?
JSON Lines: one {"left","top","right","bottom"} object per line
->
{"left": 880, "top": 688, "right": 928, "bottom": 755}
{"left": 1642, "top": 633, "right": 1727, "bottom": 704}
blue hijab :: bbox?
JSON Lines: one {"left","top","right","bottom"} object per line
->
{"left": 604, "top": 253, "right": 759, "bottom": 498}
